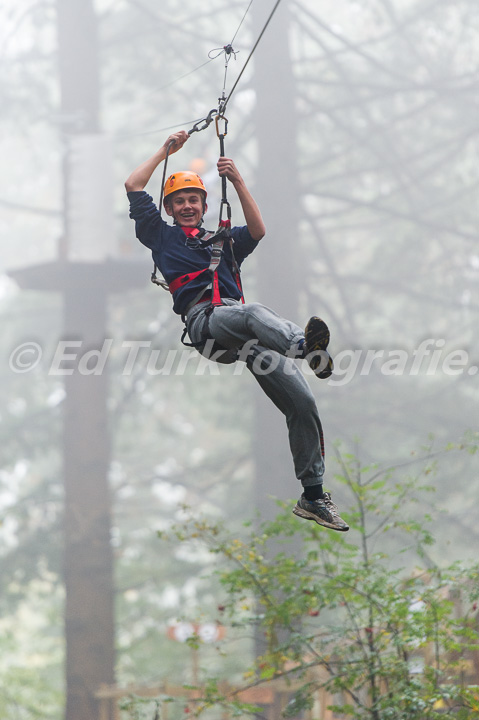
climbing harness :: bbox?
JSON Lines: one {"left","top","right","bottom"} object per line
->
{"left": 150, "top": 102, "right": 242, "bottom": 310}
{"left": 149, "top": 0, "right": 283, "bottom": 346}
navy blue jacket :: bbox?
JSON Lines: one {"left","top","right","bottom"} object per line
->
{"left": 128, "top": 191, "right": 259, "bottom": 316}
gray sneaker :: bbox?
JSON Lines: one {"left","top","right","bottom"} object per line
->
{"left": 304, "top": 317, "right": 334, "bottom": 379}
{"left": 293, "top": 492, "right": 349, "bottom": 532}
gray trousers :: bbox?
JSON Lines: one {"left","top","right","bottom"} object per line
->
{"left": 186, "top": 299, "right": 325, "bottom": 490}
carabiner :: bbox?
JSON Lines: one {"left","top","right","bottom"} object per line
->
{"left": 215, "top": 113, "right": 228, "bottom": 139}
{"left": 188, "top": 108, "right": 218, "bottom": 135}
{"left": 218, "top": 198, "right": 232, "bottom": 224}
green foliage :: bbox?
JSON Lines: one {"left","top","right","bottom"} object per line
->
{"left": 155, "top": 448, "right": 479, "bottom": 719}
{"left": 0, "top": 667, "right": 62, "bottom": 720}
{"left": 0, "top": 573, "right": 63, "bottom": 719}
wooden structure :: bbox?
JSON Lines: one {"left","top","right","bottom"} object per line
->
{"left": 95, "top": 677, "right": 340, "bottom": 720}
{"left": 95, "top": 595, "right": 479, "bottom": 720}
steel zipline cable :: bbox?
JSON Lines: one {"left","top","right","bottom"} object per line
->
{"left": 220, "top": 0, "right": 282, "bottom": 115}
{"left": 118, "top": 0, "right": 282, "bottom": 141}
{"left": 161, "top": 0, "right": 284, "bottom": 152}
{"left": 184, "top": 0, "right": 283, "bottom": 137}
{"left": 230, "top": 0, "right": 254, "bottom": 46}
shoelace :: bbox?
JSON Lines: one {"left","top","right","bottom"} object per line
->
{"left": 323, "top": 494, "right": 341, "bottom": 518}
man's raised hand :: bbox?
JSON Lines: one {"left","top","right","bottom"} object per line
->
{"left": 163, "top": 130, "right": 189, "bottom": 155}
{"left": 217, "top": 157, "right": 242, "bottom": 185}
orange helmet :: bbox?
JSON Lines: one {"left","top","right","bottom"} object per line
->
{"left": 163, "top": 171, "right": 207, "bottom": 201}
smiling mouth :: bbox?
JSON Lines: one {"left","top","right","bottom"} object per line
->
{"left": 181, "top": 217, "right": 197, "bottom": 225}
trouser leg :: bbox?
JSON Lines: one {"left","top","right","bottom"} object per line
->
{"left": 186, "top": 301, "right": 325, "bottom": 488}
{"left": 246, "top": 344, "right": 325, "bottom": 489}
{"left": 206, "top": 300, "right": 304, "bottom": 356}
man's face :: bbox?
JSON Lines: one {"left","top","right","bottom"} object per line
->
{"left": 165, "top": 189, "right": 207, "bottom": 227}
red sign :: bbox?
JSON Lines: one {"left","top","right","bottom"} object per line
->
{"left": 166, "top": 622, "right": 225, "bottom": 644}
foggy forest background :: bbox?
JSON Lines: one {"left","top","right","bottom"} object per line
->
{"left": 0, "top": 0, "right": 478, "bottom": 717}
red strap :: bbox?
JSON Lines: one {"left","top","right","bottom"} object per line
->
{"left": 234, "top": 269, "right": 245, "bottom": 304}
{"left": 169, "top": 228, "right": 244, "bottom": 305}
{"left": 168, "top": 268, "right": 207, "bottom": 294}
{"left": 169, "top": 266, "right": 242, "bottom": 305}
{"left": 180, "top": 227, "right": 201, "bottom": 238}
{"left": 211, "top": 272, "right": 222, "bottom": 306}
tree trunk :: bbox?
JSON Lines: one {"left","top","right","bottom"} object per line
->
{"left": 251, "top": 4, "right": 305, "bottom": 694}
{"left": 57, "top": 1, "right": 116, "bottom": 717}
{"left": 63, "top": 286, "right": 115, "bottom": 720}
{"left": 252, "top": 0, "right": 300, "bottom": 518}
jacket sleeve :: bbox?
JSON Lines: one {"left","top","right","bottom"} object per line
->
{"left": 230, "top": 225, "right": 259, "bottom": 265}
{"left": 127, "top": 190, "right": 165, "bottom": 251}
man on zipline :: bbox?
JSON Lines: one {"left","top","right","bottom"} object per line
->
{"left": 125, "top": 130, "right": 349, "bottom": 532}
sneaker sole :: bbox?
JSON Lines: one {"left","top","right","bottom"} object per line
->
{"left": 292, "top": 504, "right": 349, "bottom": 532}
{"left": 304, "top": 317, "right": 334, "bottom": 379}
